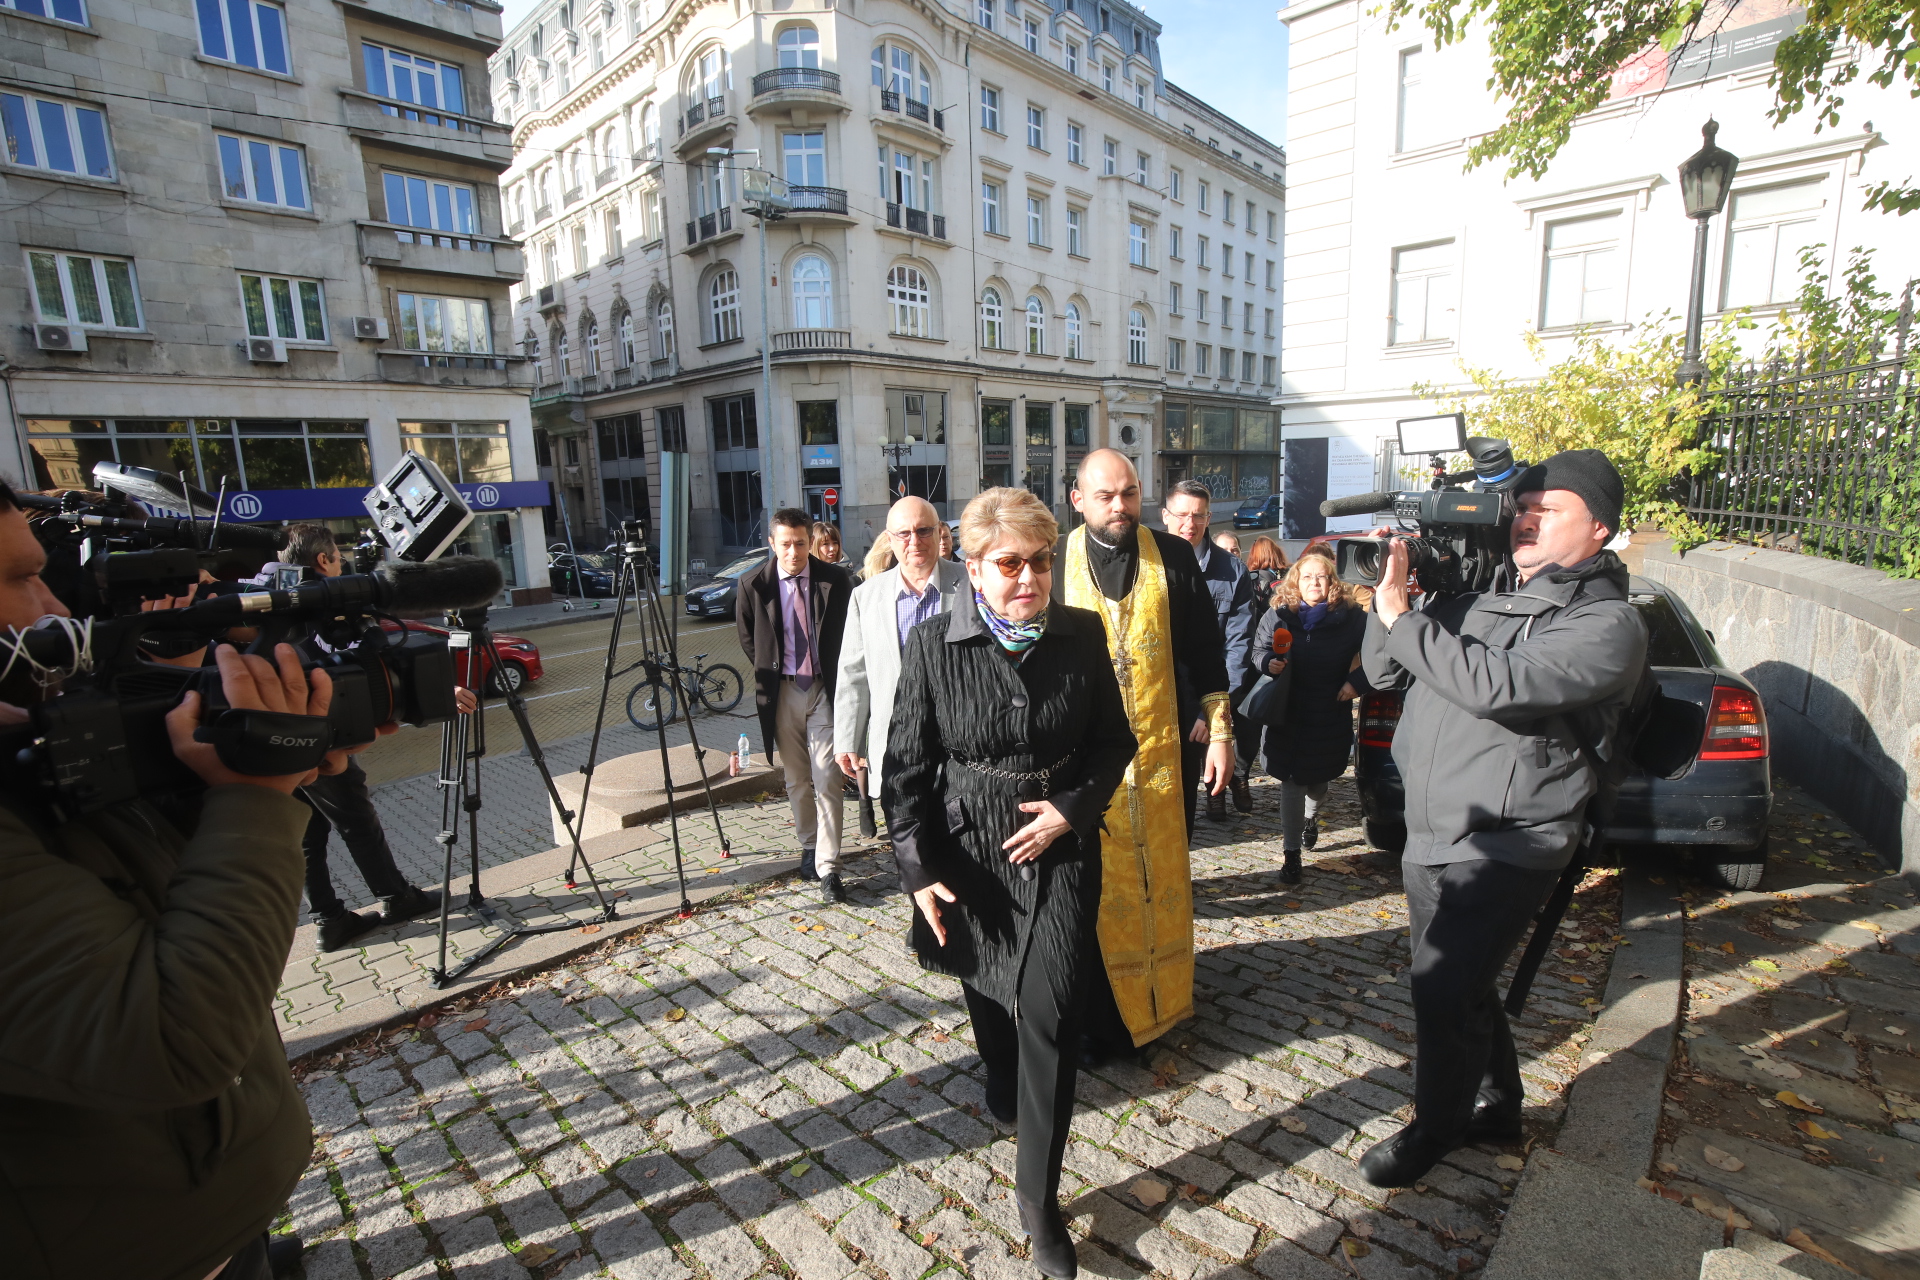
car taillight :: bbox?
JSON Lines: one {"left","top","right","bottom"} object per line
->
{"left": 1359, "top": 692, "right": 1401, "bottom": 747}
{"left": 1700, "top": 685, "right": 1768, "bottom": 759}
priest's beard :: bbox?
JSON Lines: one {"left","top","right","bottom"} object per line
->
{"left": 1088, "top": 510, "right": 1138, "bottom": 547}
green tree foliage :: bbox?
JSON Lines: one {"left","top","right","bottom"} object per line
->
{"left": 1380, "top": 0, "right": 1920, "bottom": 214}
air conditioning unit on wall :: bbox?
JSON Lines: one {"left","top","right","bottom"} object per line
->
{"left": 246, "top": 337, "right": 289, "bottom": 363}
{"left": 34, "top": 324, "right": 87, "bottom": 352}
{"left": 351, "top": 316, "right": 390, "bottom": 340}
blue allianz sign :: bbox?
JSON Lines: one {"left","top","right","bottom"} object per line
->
{"left": 216, "top": 481, "right": 552, "bottom": 523}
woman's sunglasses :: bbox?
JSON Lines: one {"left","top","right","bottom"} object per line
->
{"left": 982, "top": 552, "right": 1055, "bottom": 578}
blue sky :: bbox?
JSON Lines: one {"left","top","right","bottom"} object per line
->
{"left": 493, "top": 0, "right": 1288, "bottom": 146}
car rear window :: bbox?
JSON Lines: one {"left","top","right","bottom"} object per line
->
{"left": 1630, "top": 594, "right": 1704, "bottom": 667}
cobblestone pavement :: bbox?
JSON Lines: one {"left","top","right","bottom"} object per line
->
{"left": 279, "top": 775, "right": 1624, "bottom": 1280}
{"left": 1645, "top": 784, "right": 1920, "bottom": 1277}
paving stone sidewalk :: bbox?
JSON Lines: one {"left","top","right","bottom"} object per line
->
{"left": 278, "top": 776, "right": 1626, "bottom": 1280}
{"left": 1643, "top": 786, "right": 1920, "bottom": 1277}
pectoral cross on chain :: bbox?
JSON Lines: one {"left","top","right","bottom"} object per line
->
{"left": 1110, "top": 642, "right": 1135, "bottom": 686}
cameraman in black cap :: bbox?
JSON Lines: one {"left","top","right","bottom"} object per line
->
{"left": 0, "top": 480, "right": 339, "bottom": 1280}
{"left": 1354, "top": 449, "right": 1648, "bottom": 1188}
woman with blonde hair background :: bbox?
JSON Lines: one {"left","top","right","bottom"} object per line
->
{"left": 884, "top": 488, "right": 1134, "bottom": 1278}
{"left": 1249, "top": 549, "right": 1369, "bottom": 882}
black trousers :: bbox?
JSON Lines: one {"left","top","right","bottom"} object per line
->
{"left": 299, "top": 758, "right": 409, "bottom": 918}
{"left": 1181, "top": 738, "right": 1207, "bottom": 834}
{"left": 963, "top": 960, "right": 1082, "bottom": 1208}
{"left": 1401, "top": 857, "right": 1559, "bottom": 1144}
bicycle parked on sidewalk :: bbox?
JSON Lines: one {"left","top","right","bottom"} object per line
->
{"left": 625, "top": 651, "right": 745, "bottom": 731}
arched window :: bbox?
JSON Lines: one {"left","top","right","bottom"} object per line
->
{"left": 554, "top": 327, "right": 571, "bottom": 377}
{"left": 979, "top": 287, "right": 1004, "bottom": 348}
{"left": 887, "top": 265, "right": 931, "bottom": 337}
{"left": 1065, "top": 303, "right": 1084, "bottom": 359}
{"left": 583, "top": 321, "right": 601, "bottom": 374}
{"left": 523, "top": 329, "right": 541, "bottom": 379}
{"left": 693, "top": 46, "right": 731, "bottom": 101}
{"left": 638, "top": 103, "right": 658, "bottom": 157}
{"left": 618, "top": 312, "right": 636, "bottom": 365}
{"left": 709, "top": 269, "right": 741, "bottom": 342}
{"left": 655, "top": 298, "right": 674, "bottom": 354}
{"left": 791, "top": 253, "right": 833, "bottom": 328}
{"left": 778, "top": 26, "right": 820, "bottom": 68}
{"left": 1025, "top": 296, "right": 1046, "bottom": 355}
{"left": 1127, "top": 308, "right": 1149, "bottom": 364}
{"left": 871, "top": 43, "right": 932, "bottom": 103}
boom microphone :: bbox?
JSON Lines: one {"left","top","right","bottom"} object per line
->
{"left": 1319, "top": 491, "right": 1396, "bottom": 519}
{"left": 373, "top": 556, "right": 507, "bottom": 616}
{"left": 81, "top": 513, "right": 284, "bottom": 552}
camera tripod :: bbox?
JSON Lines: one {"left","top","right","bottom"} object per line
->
{"left": 426, "top": 604, "right": 618, "bottom": 988}
{"left": 573, "top": 519, "right": 744, "bottom": 921}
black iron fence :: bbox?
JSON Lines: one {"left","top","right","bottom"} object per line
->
{"left": 1683, "top": 299, "right": 1918, "bottom": 574}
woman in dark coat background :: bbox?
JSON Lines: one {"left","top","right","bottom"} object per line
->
{"left": 884, "top": 488, "right": 1134, "bottom": 1280}
{"left": 1252, "top": 549, "right": 1369, "bottom": 883}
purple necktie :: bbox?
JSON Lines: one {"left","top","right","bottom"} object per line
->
{"left": 788, "top": 577, "right": 815, "bottom": 691}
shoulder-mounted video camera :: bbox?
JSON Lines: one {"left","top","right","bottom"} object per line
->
{"left": 1319, "top": 414, "right": 1529, "bottom": 599}
{"left": 4, "top": 453, "right": 498, "bottom": 816}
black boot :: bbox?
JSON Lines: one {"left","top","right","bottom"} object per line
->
{"left": 378, "top": 885, "right": 442, "bottom": 926}
{"left": 1357, "top": 1124, "right": 1455, "bottom": 1188}
{"left": 1464, "top": 1098, "right": 1524, "bottom": 1144}
{"left": 1018, "top": 1196, "right": 1078, "bottom": 1279}
{"left": 1230, "top": 774, "right": 1253, "bottom": 814}
{"left": 1302, "top": 815, "right": 1320, "bottom": 850}
{"left": 1206, "top": 787, "right": 1227, "bottom": 821}
{"left": 1279, "top": 849, "right": 1302, "bottom": 885}
{"left": 316, "top": 909, "right": 379, "bottom": 953}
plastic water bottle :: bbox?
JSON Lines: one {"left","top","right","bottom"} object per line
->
{"left": 737, "top": 733, "right": 752, "bottom": 772}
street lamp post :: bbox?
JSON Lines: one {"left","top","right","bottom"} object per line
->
{"left": 708, "top": 147, "right": 786, "bottom": 520}
{"left": 880, "top": 440, "right": 913, "bottom": 504}
{"left": 1675, "top": 119, "right": 1740, "bottom": 386}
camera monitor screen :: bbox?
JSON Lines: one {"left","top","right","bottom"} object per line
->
{"left": 393, "top": 459, "right": 442, "bottom": 520}
{"left": 1396, "top": 413, "right": 1468, "bottom": 456}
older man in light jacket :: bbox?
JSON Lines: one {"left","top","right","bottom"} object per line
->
{"left": 835, "top": 496, "right": 968, "bottom": 797}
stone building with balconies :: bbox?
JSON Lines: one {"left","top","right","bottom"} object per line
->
{"left": 495, "top": 0, "right": 1283, "bottom": 563}
{"left": 1, "top": 0, "right": 552, "bottom": 600}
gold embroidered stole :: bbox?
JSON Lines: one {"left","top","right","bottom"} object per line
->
{"left": 1065, "top": 526, "right": 1194, "bottom": 1045}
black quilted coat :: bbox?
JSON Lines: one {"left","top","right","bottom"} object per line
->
{"left": 1253, "top": 602, "right": 1372, "bottom": 785}
{"left": 882, "top": 603, "right": 1136, "bottom": 1010}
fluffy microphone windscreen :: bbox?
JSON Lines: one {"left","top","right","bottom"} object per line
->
{"left": 374, "top": 556, "right": 504, "bottom": 615}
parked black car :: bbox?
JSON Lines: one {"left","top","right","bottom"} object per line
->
{"left": 1353, "top": 575, "right": 1773, "bottom": 889}
{"left": 684, "top": 549, "right": 770, "bottom": 618}
{"left": 1233, "top": 493, "right": 1282, "bottom": 529}
{"left": 547, "top": 548, "right": 617, "bottom": 597}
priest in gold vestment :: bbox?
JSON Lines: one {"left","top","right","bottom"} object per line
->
{"left": 1060, "top": 450, "right": 1234, "bottom": 1052}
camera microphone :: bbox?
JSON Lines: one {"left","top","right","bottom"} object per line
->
{"left": 373, "top": 557, "right": 507, "bottom": 616}
{"left": 1319, "top": 491, "right": 1396, "bottom": 519}
{"left": 79, "top": 514, "right": 284, "bottom": 552}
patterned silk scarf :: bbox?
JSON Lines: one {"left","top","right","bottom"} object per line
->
{"left": 975, "top": 591, "right": 1047, "bottom": 656}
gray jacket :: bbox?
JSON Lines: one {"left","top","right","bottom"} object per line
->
{"left": 833, "top": 558, "right": 969, "bottom": 797}
{"left": 1362, "top": 552, "right": 1648, "bottom": 871}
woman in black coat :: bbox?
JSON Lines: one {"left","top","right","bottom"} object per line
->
{"left": 884, "top": 488, "right": 1134, "bottom": 1280}
{"left": 1251, "top": 550, "right": 1369, "bottom": 883}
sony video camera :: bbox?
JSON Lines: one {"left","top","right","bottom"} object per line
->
{"left": 4, "top": 452, "right": 497, "bottom": 816}
{"left": 1319, "top": 414, "right": 1530, "bottom": 600}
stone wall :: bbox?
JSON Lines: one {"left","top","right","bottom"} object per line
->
{"left": 1638, "top": 539, "right": 1920, "bottom": 874}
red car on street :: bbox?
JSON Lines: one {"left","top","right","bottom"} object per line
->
{"left": 379, "top": 619, "right": 544, "bottom": 696}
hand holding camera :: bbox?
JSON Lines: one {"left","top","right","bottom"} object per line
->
{"left": 166, "top": 643, "right": 334, "bottom": 794}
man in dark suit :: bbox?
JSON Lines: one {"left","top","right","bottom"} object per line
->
{"left": 1161, "top": 480, "right": 1255, "bottom": 823}
{"left": 738, "top": 507, "right": 854, "bottom": 903}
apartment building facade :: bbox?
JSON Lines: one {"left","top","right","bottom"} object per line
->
{"left": 494, "top": 0, "right": 1284, "bottom": 563}
{"left": 1275, "top": 0, "right": 1920, "bottom": 536}
{"left": 1, "top": 0, "right": 551, "bottom": 600}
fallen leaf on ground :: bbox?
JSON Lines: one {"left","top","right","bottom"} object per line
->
{"left": 1373, "top": 973, "right": 1394, "bottom": 983}
{"left": 1130, "top": 1178, "right": 1168, "bottom": 1207}
{"left": 417, "top": 1012, "right": 439, "bottom": 1029}
{"left": 1702, "top": 1145, "right": 1745, "bottom": 1172}
{"left": 517, "top": 1243, "right": 557, "bottom": 1266}
{"left": 1278, "top": 1116, "right": 1308, "bottom": 1134}
{"left": 932, "top": 1033, "right": 950, "bottom": 1043}
{"left": 579, "top": 924, "right": 601, "bottom": 934}
{"left": 1495, "top": 1154, "right": 1525, "bottom": 1171}
{"left": 1888, "top": 1026, "right": 1909, "bottom": 1036}
{"left": 789, "top": 1161, "right": 812, "bottom": 1177}
{"left": 1341, "top": 1239, "right": 1371, "bottom": 1258}
{"left": 1720, "top": 941, "right": 1739, "bottom": 954}
{"left": 1796, "top": 1120, "right": 1841, "bottom": 1141}
{"left": 1350, "top": 1221, "right": 1373, "bottom": 1239}
{"left": 461, "top": 1018, "right": 490, "bottom": 1033}
{"left": 921, "top": 1232, "right": 939, "bottom": 1246}
{"left": 1778, "top": 1091, "right": 1824, "bottom": 1113}
{"left": 1751, "top": 959, "right": 1780, "bottom": 972}
{"left": 1784, "top": 1230, "right": 1848, "bottom": 1268}
{"left": 665, "top": 1008, "right": 687, "bottom": 1022}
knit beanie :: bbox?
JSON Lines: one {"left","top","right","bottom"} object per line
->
{"left": 1516, "top": 449, "right": 1625, "bottom": 536}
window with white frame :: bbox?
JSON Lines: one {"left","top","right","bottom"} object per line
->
{"left": 1066, "top": 122, "right": 1084, "bottom": 165}
{"left": 381, "top": 171, "right": 483, "bottom": 249}
{"left": 583, "top": 321, "right": 602, "bottom": 373}
{"left": 1222, "top": 294, "right": 1233, "bottom": 325}
{"left": 6, "top": 0, "right": 85, "bottom": 22}
{"left": 1134, "top": 79, "right": 1146, "bottom": 109}
{"left": 554, "top": 328, "right": 570, "bottom": 375}
{"left": 791, "top": 252, "right": 833, "bottom": 327}
{"left": 397, "top": 293, "right": 490, "bottom": 352}
{"left": 980, "top": 85, "right": 1001, "bottom": 132}
{"left": 1169, "top": 281, "right": 1182, "bottom": 315}
{"left": 655, "top": 298, "right": 674, "bottom": 353}
{"left": 198, "top": 0, "right": 289, "bottom": 74}
{"left": 981, "top": 180, "right": 1003, "bottom": 234}
{"left": 1024, "top": 18, "right": 1040, "bottom": 52}
{"left": 619, "top": 312, "right": 636, "bottom": 364}
{"left": 1025, "top": 296, "right": 1046, "bottom": 354}
{"left": 590, "top": 30, "right": 604, "bottom": 70}
{"left": 1129, "top": 221, "right": 1149, "bottom": 266}
{"left": 782, "top": 131, "right": 826, "bottom": 187}
{"left": 1065, "top": 302, "right": 1083, "bottom": 358}
{"left": 708, "top": 268, "right": 742, "bottom": 342}
{"left": 980, "top": 287, "right": 1005, "bottom": 347}
{"left": 1197, "top": 287, "right": 1208, "bottom": 320}
{"left": 1166, "top": 338, "right": 1183, "bottom": 371}
{"left": 1222, "top": 247, "right": 1232, "bottom": 279}
{"left": 1262, "top": 355, "right": 1276, "bottom": 384}
{"left": 1135, "top": 151, "right": 1149, "bottom": 184}
{"left": 1390, "top": 239, "right": 1454, "bottom": 344}
{"left": 1026, "top": 105, "right": 1044, "bottom": 149}
{"left": 1026, "top": 195, "right": 1046, "bottom": 245}
{"left": 1223, "top": 192, "right": 1234, "bottom": 224}
{"left": 1102, "top": 62, "right": 1115, "bottom": 92}
{"left": 1169, "top": 225, "right": 1182, "bottom": 259}
{"left": 1102, "top": 137, "right": 1118, "bottom": 175}
{"left": 1127, "top": 309, "right": 1148, "bottom": 363}
{"left": 26, "top": 249, "right": 141, "bottom": 329}
{"left": 571, "top": 223, "right": 589, "bottom": 272}
{"left": 1540, "top": 213, "right": 1619, "bottom": 328}
{"left": 1169, "top": 167, "right": 1182, "bottom": 201}
{"left": 882, "top": 146, "right": 935, "bottom": 212}
{"left": 216, "top": 134, "right": 305, "bottom": 209}
{"left": 239, "top": 271, "right": 326, "bottom": 342}
{"left": 540, "top": 240, "right": 558, "bottom": 285}
{"left": 1065, "top": 42, "right": 1080, "bottom": 75}
{"left": 1264, "top": 307, "right": 1274, "bottom": 337}
{"left": 888, "top": 265, "right": 931, "bottom": 337}
{"left": 1198, "top": 181, "right": 1209, "bottom": 212}
{"left": 2, "top": 91, "right": 113, "bottom": 179}
{"left": 872, "top": 42, "right": 932, "bottom": 104}
{"left": 1395, "top": 46, "right": 1437, "bottom": 152}
{"left": 1267, "top": 209, "right": 1277, "bottom": 239}
{"left": 977, "top": 0, "right": 994, "bottom": 31}
{"left": 1242, "top": 350, "right": 1257, "bottom": 382}
{"left": 1195, "top": 343, "right": 1210, "bottom": 374}
{"left": 1220, "top": 346, "right": 1234, "bottom": 377}
{"left": 1266, "top": 259, "right": 1276, "bottom": 288}
{"left": 777, "top": 25, "right": 820, "bottom": 67}
{"left": 1067, "top": 207, "right": 1084, "bottom": 256}
{"left": 364, "top": 43, "right": 467, "bottom": 120}
{"left": 1244, "top": 301, "right": 1255, "bottom": 332}
{"left": 1197, "top": 235, "right": 1210, "bottom": 269}
{"left": 1721, "top": 180, "right": 1828, "bottom": 309}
